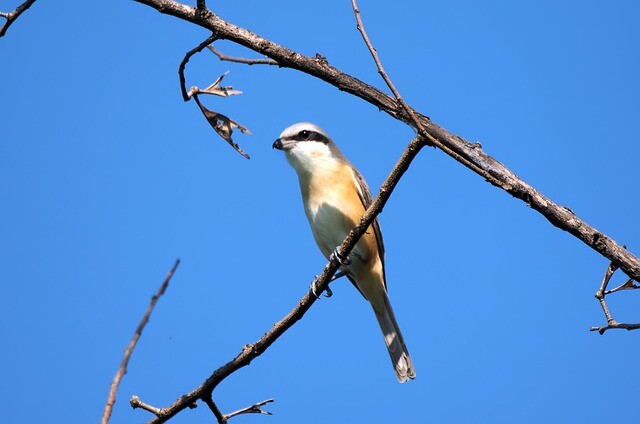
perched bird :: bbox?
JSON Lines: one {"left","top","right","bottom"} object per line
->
{"left": 273, "top": 122, "right": 416, "bottom": 383}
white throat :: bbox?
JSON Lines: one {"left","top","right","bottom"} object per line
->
{"left": 285, "top": 142, "right": 338, "bottom": 176}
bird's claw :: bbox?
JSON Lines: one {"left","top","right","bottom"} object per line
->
{"left": 324, "top": 286, "right": 333, "bottom": 297}
{"left": 310, "top": 281, "right": 320, "bottom": 298}
{"left": 330, "top": 247, "right": 352, "bottom": 266}
{"left": 310, "top": 279, "right": 333, "bottom": 298}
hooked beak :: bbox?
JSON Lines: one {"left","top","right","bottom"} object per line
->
{"left": 273, "top": 138, "right": 297, "bottom": 151}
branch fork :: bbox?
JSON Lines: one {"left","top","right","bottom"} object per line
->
{"left": 0, "top": 0, "right": 36, "bottom": 37}
{"left": 590, "top": 261, "right": 640, "bottom": 334}
{"left": 178, "top": 35, "right": 251, "bottom": 159}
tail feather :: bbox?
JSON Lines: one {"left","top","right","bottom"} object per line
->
{"left": 373, "top": 294, "right": 416, "bottom": 383}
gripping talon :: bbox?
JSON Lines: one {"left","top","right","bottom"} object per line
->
{"left": 310, "top": 281, "right": 321, "bottom": 298}
{"left": 331, "top": 247, "right": 352, "bottom": 266}
{"left": 310, "top": 279, "right": 334, "bottom": 298}
{"left": 331, "top": 270, "right": 348, "bottom": 282}
{"left": 324, "top": 286, "right": 333, "bottom": 298}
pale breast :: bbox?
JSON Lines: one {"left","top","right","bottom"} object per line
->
{"left": 300, "top": 163, "right": 380, "bottom": 270}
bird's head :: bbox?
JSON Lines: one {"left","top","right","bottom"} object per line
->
{"left": 273, "top": 122, "right": 344, "bottom": 174}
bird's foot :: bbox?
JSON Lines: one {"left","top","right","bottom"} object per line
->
{"left": 330, "top": 247, "right": 352, "bottom": 266}
{"left": 331, "top": 270, "right": 348, "bottom": 282}
{"left": 310, "top": 279, "right": 333, "bottom": 298}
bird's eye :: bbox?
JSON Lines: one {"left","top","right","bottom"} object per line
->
{"left": 299, "top": 130, "right": 311, "bottom": 140}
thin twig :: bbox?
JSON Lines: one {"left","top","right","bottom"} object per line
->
{"left": 202, "top": 395, "right": 226, "bottom": 423}
{"left": 207, "top": 45, "right": 278, "bottom": 66}
{"left": 351, "top": 0, "right": 503, "bottom": 185}
{"left": 590, "top": 261, "right": 640, "bottom": 334}
{"left": 590, "top": 322, "right": 640, "bottom": 334}
{"left": 179, "top": 36, "right": 251, "bottom": 159}
{"left": 101, "top": 259, "right": 180, "bottom": 424}
{"left": 131, "top": 135, "right": 426, "bottom": 422}
{"left": 353, "top": 0, "right": 552, "bottom": 202}
{"left": 0, "top": 0, "right": 36, "bottom": 37}
{"left": 225, "top": 398, "right": 274, "bottom": 420}
{"left": 201, "top": 395, "right": 273, "bottom": 424}
{"left": 178, "top": 34, "right": 217, "bottom": 101}
{"left": 605, "top": 278, "right": 640, "bottom": 295}
{"left": 130, "top": 396, "right": 164, "bottom": 416}
{"left": 351, "top": 1, "right": 498, "bottom": 196}
{"left": 350, "top": 0, "right": 430, "bottom": 138}
{"left": 187, "top": 71, "right": 243, "bottom": 99}
{"left": 594, "top": 262, "right": 617, "bottom": 323}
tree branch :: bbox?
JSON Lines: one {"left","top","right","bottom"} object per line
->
{"left": 131, "top": 134, "right": 426, "bottom": 422}
{"left": 590, "top": 261, "right": 640, "bottom": 334}
{"left": 101, "top": 259, "right": 180, "bottom": 424}
{"left": 351, "top": 0, "right": 431, "bottom": 142}
{"left": 203, "top": 396, "right": 274, "bottom": 424}
{"left": 224, "top": 398, "right": 273, "bottom": 420}
{"left": 207, "top": 45, "right": 278, "bottom": 66}
{"left": 178, "top": 36, "right": 252, "bottom": 159}
{"left": 126, "top": 1, "right": 640, "bottom": 422}
{"left": 178, "top": 33, "right": 217, "bottom": 101}
{"left": 202, "top": 395, "right": 226, "bottom": 423}
{"left": 0, "top": 0, "right": 36, "bottom": 37}
{"left": 133, "top": 0, "right": 639, "bottom": 283}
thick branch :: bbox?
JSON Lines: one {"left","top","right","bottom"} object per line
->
{"left": 0, "top": 0, "right": 36, "bottom": 37}
{"left": 133, "top": 0, "right": 640, "bottom": 282}
{"left": 132, "top": 135, "right": 426, "bottom": 422}
{"left": 102, "top": 259, "right": 180, "bottom": 424}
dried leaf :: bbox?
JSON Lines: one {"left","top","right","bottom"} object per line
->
{"left": 193, "top": 94, "right": 250, "bottom": 159}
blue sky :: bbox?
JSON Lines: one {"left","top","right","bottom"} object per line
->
{"left": 1, "top": 1, "right": 639, "bottom": 423}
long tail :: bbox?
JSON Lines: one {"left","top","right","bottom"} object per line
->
{"left": 372, "top": 293, "right": 416, "bottom": 383}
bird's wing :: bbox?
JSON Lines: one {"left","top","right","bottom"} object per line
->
{"left": 351, "top": 167, "right": 387, "bottom": 289}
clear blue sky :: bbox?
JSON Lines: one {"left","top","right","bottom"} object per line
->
{"left": 1, "top": 1, "right": 639, "bottom": 423}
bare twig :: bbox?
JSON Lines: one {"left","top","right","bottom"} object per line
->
{"left": 350, "top": 0, "right": 515, "bottom": 200}
{"left": 202, "top": 395, "right": 226, "bottom": 423}
{"left": 590, "top": 261, "right": 640, "bottom": 334}
{"left": 132, "top": 0, "right": 640, "bottom": 284}
{"left": 590, "top": 322, "right": 640, "bottom": 334}
{"left": 130, "top": 396, "right": 165, "bottom": 416}
{"left": 207, "top": 45, "right": 278, "bottom": 66}
{"left": 594, "top": 262, "right": 618, "bottom": 323}
{"left": 351, "top": 0, "right": 431, "bottom": 141}
{"left": 178, "top": 34, "right": 217, "bottom": 101}
{"left": 131, "top": 135, "right": 426, "bottom": 422}
{"left": 201, "top": 395, "right": 273, "bottom": 424}
{"left": 605, "top": 278, "right": 640, "bottom": 295}
{"left": 0, "top": 0, "right": 36, "bottom": 37}
{"left": 187, "top": 71, "right": 243, "bottom": 99}
{"left": 225, "top": 399, "right": 274, "bottom": 420}
{"left": 179, "top": 36, "right": 251, "bottom": 159}
{"left": 101, "top": 259, "right": 181, "bottom": 424}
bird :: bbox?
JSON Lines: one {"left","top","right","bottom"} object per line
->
{"left": 273, "top": 122, "right": 416, "bottom": 383}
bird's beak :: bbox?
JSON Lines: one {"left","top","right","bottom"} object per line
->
{"left": 273, "top": 138, "right": 298, "bottom": 151}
